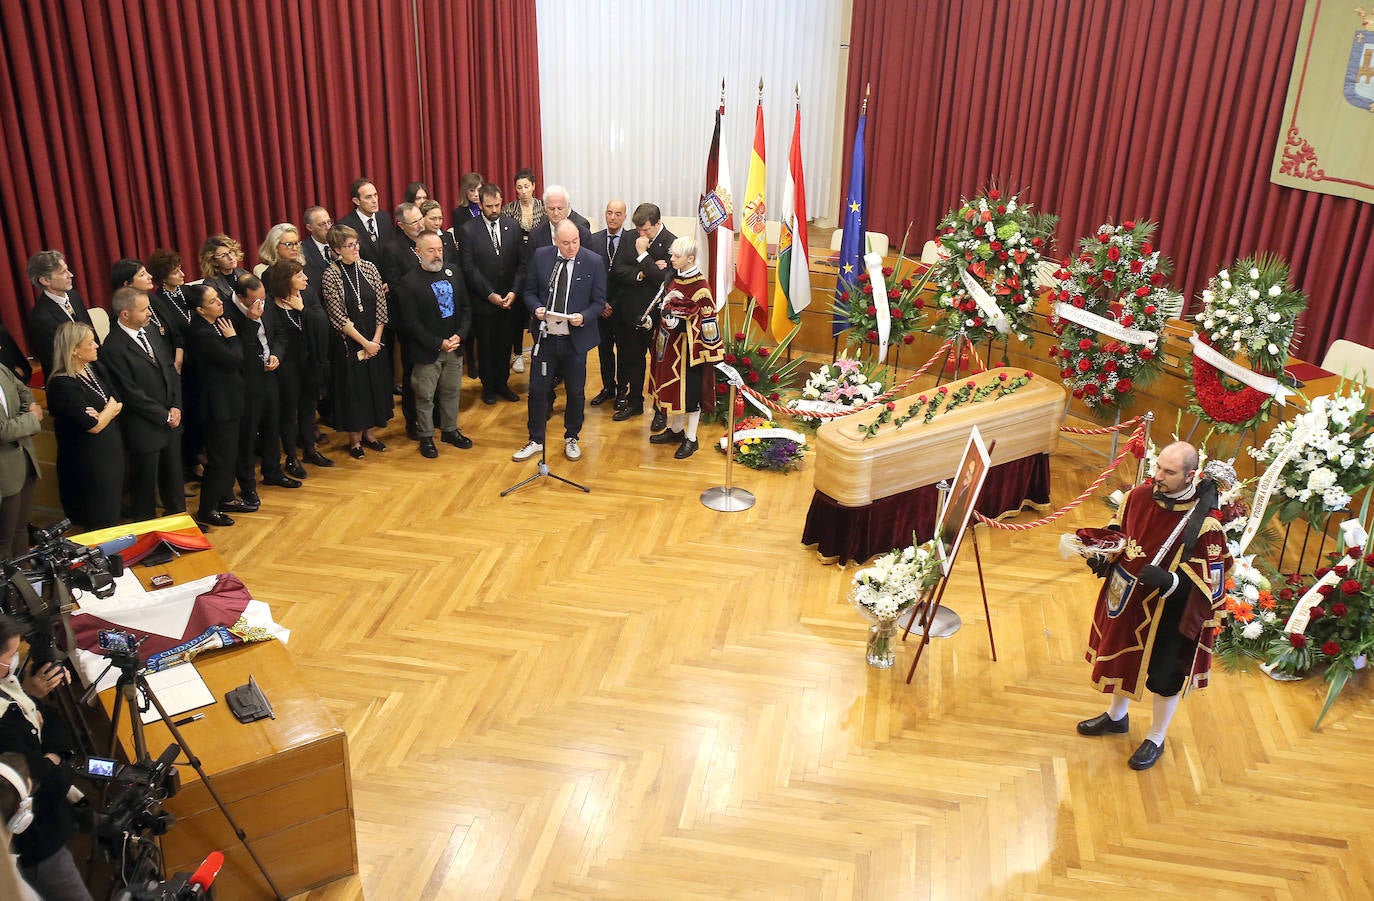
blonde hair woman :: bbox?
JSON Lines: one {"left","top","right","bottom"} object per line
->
{"left": 46, "top": 321, "right": 124, "bottom": 528}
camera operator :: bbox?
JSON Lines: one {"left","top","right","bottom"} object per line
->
{"left": 0, "top": 614, "right": 91, "bottom": 900}
{"left": 1, "top": 751, "right": 43, "bottom": 900}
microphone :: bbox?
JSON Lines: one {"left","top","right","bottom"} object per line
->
{"left": 187, "top": 850, "right": 225, "bottom": 894}
{"left": 96, "top": 534, "right": 138, "bottom": 556}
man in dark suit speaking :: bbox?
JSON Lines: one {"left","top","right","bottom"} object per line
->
{"left": 512, "top": 220, "right": 605, "bottom": 463}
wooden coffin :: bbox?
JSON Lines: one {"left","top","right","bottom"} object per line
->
{"left": 812, "top": 367, "right": 1066, "bottom": 507}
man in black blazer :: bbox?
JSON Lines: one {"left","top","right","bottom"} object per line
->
{"left": 25, "top": 250, "right": 96, "bottom": 383}
{"left": 102, "top": 288, "right": 185, "bottom": 520}
{"left": 301, "top": 205, "right": 335, "bottom": 285}
{"left": 222, "top": 274, "right": 299, "bottom": 510}
{"left": 393, "top": 232, "right": 473, "bottom": 458}
{"left": 460, "top": 183, "right": 527, "bottom": 405}
{"left": 380, "top": 202, "right": 427, "bottom": 438}
{"left": 337, "top": 177, "right": 394, "bottom": 268}
{"left": 612, "top": 203, "right": 675, "bottom": 426}
{"left": 586, "top": 199, "right": 631, "bottom": 407}
{"left": 513, "top": 221, "right": 605, "bottom": 463}
{"left": 527, "top": 185, "right": 593, "bottom": 251}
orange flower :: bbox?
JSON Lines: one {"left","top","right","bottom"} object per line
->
{"left": 1225, "top": 576, "right": 1236, "bottom": 591}
{"left": 1231, "top": 601, "right": 1255, "bottom": 623}
{"left": 1258, "top": 590, "right": 1276, "bottom": 610}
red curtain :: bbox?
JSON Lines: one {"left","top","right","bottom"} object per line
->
{"left": 844, "top": 0, "right": 1374, "bottom": 359}
{"left": 0, "top": 0, "right": 541, "bottom": 357}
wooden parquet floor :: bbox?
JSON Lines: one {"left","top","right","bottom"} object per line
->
{"left": 203, "top": 364, "right": 1374, "bottom": 900}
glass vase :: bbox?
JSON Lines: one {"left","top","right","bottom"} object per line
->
{"left": 866, "top": 618, "right": 899, "bottom": 668}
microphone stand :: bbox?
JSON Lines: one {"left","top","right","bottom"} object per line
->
{"left": 701, "top": 363, "right": 756, "bottom": 512}
{"left": 502, "top": 320, "right": 589, "bottom": 496}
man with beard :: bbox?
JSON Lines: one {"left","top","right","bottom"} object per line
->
{"left": 381, "top": 202, "right": 428, "bottom": 438}
{"left": 1077, "top": 441, "right": 1231, "bottom": 770}
{"left": 460, "top": 183, "right": 526, "bottom": 405}
{"left": 392, "top": 232, "right": 472, "bottom": 457}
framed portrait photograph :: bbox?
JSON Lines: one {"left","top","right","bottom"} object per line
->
{"left": 935, "top": 426, "right": 992, "bottom": 575}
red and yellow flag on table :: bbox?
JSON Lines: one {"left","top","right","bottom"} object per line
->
{"left": 771, "top": 102, "right": 809, "bottom": 341}
{"left": 734, "top": 98, "right": 769, "bottom": 333}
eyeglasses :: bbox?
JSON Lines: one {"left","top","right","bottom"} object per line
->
{"left": 341, "top": 241, "right": 360, "bottom": 249}
{"left": 279, "top": 241, "right": 301, "bottom": 249}
{"left": 212, "top": 251, "right": 236, "bottom": 261}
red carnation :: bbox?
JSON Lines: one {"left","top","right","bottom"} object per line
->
{"left": 746, "top": 371, "right": 760, "bottom": 384}
{"left": 1279, "top": 588, "right": 1294, "bottom": 601}
{"left": 858, "top": 272, "right": 869, "bottom": 283}
{"left": 1311, "top": 605, "right": 1327, "bottom": 618}
{"left": 1139, "top": 241, "right": 1153, "bottom": 254}
{"left": 966, "top": 381, "right": 977, "bottom": 390}
{"left": 770, "top": 373, "right": 780, "bottom": 383}
{"left": 1096, "top": 373, "right": 1109, "bottom": 384}
{"left": 1144, "top": 305, "right": 1157, "bottom": 315}
{"left": 901, "top": 278, "right": 913, "bottom": 289}
{"left": 938, "top": 386, "right": 948, "bottom": 394}
{"left": 998, "top": 373, "right": 1008, "bottom": 381}
{"left": 758, "top": 347, "right": 771, "bottom": 357}
{"left": 1341, "top": 579, "right": 1361, "bottom": 595}
{"left": 990, "top": 241, "right": 1003, "bottom": 251}
{"left": 865, "top": 330, "right": 878, "bottom": 342}
{"left": 734, "top": 332, "right": 746, "bottom": 341}
{"left": 1073, "top": 387, "right": 1085, "bottom": 398}
{"left": 1102, "top": 393, "right": 1115, "bottom": 404}
{"left": 888, "top": 288, "right": 900, "bottom": 299}
{"left": 1077, "top": 358, "right": 1092, "bottom": 372}
{"left": 1129, "top": 260, "right": 1144, "bottom": 274}
{"left": 1104, "top": 360, "right": 1118, "bottom": 372}
{"left": 1083, "top": 383, "right": 1099, "bottom": 395}
{"left": 1116, "top": 378, "right": 1133, "bottom": 392}
{"left": 1322, "top": 641, "right": 1341, "bottom": 657}
{"left": 903, "top": 334, "right": 915, "bottom": 345}
{"left": 768, "top": 392, "right": 780, "bottom": 401}
{"left": 1150, "top": 272, "right": 1165, "bottom": 285}
{"left": 1139, "top": 348, "right": 1154, "bottom": 360}
{"left": 724, "top": 354, "right": 737, "bottom": 363}
{"left": 1334, "top": 564, "right": 1349, "bottom": 576}
{"left": 988, "top": 189, "right": 1001, "bottom": 200}
{"left": 1102, "top": 270, "right": 1116, "bottom": 282}
{"left": 1316, "top": 567, "right": 1331, "bottom": 577}
{"left": 996, "top": 205, "right": 1007, "bottom": 215}
{"left": 1024, "top": 371, "right": 1033, "bottom": 379}
{"left": 715, "top": 384, "right": 729, "bottom": 395}
{"left": 882, "top": 266, "right": 893, "bottom": 277}
{"left": 1072, "top": 297, "right": 1085, "bottom": 308}
{"left": 885, "top": 402, "right": 896, "bottom": 411}
{"left": 1365, "top": 552, "right": 1374, "bottom": 566}
{"left": 1107, "top": 246, "right": 1121, "bottom": 262}
{"left": 1123, "top": 220, "right": 1136, "bottom": 228}
{"left": 1289, "top": 633, "right": 1307, "bottom": 648}
{"left": 866, "top": 305, "right": 877, "bottom": 315}
{"left": 1317, "top": 585, "right": 1335, "bottom": 597}
{"left": 1079, "top": 338, "right": 1093, "bottom": 351}
{"left": 1062, "top": 368, "right": 1074, "bottom": 379}
{"left": 914, "top": 299, "right": 925, "bottom": 309}
{"left": 1347, "top": 546, "right": 1364, "bottom": 559}
{"left": 998, "top": 252, "right": 1009, "bottom": 261}
{"left": 1332, "top": 602, "right": 1349, "bottom": 617}
{"left": 1032, "top": 237, "right": 1043, "bottom": 246}
{"left": 1287, "top": 573, "right": 1305, "bottom": 586}
{"left": 1048, "top": 346, "right": 1059, "bottom": 358}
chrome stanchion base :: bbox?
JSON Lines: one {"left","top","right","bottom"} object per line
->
{"left": 700, "top": 486, "right": 756, "bottom": 512}
{"left": 897, "top": 603, "right": 963, "bottom": 638}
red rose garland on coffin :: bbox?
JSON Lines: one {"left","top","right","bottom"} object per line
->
{"left": 1047, "top": 219, "right": 1180, "bottom": 420}
{"left": 1186, "top": 255, "right": 1309, "bottom": 434}
{"left": 930, "top": 185, "right": 1058, "bottom": 346}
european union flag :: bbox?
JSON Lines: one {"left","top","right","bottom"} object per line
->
{"left": 833, "top": 112, "right": 867, "bottom": 338}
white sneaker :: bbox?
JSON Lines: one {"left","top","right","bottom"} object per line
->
{"left": 511, "top": 354, "right": 525, "bottom": 373}
{"left": 512, "top": 440, "right": 542, "bottom": 461}
{"left": 564, "top": 438, "right": 582, "bottom": 461}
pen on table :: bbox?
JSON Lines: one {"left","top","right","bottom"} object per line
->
{"left": 173, "top": 714, "right": 205, "bottom": 726}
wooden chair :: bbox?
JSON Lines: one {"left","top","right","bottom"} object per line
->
{"left": 1320, "top": 339, "right": 1374, "bottom": 383}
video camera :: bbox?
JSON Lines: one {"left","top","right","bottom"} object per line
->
{"left": 76, "top": 743, "right": 182, "bottom": 841}
{"left": 0, "top": 518, "right": 125, "bottom": 668}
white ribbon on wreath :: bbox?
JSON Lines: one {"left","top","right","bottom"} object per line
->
{"left": 1283, "top": 522, "right": 1369, "bottom": 635}
{"left": 1189, "top": 334, "right": 1292, "bottom": 407}
{"left": 1053, "top": 301, "right": 1160, "bottom": 348}
{"left": 865, "top": 252, "right": 891, "bottom": 358}
{"left": 716, "top": 427, "right": 808, "bottom": 451}
{"left": 959, "top": 268, "right": 1011, "bottom": 336}
{"left": 1234, "top": 421, "right": 1313, "bottom": 554}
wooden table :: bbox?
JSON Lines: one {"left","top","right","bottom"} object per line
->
{"left": 89, "top": 522, "right": 357, "bottom": 899}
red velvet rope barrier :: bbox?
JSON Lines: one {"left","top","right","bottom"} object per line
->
{"left": 972, "top": 423, "right": 1146, "bottom": 531}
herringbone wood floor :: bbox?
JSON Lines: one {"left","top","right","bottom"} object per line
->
{"left": 203, "top": 363, "right": 1374, "bottom": 900}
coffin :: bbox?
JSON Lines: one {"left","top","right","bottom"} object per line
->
{"left": 812, "top": 367, "right": 1066, "bottom": 507}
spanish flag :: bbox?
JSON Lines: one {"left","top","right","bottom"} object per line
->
{"left": 771, "top": 102, "right": 809, "bottom": 341}
{"left": 734, "top": 97, "right": 769, "bottom": 333}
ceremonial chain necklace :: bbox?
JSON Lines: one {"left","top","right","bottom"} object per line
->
{"left": 78, "top": 368, "right": 108, "bottom": 403}
{"left": 339, "top": 263, "right": 364, "bottom": 314}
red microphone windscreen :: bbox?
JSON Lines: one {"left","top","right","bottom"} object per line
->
{"left": 189, "top": 850, "right": 225, "bottom": 889}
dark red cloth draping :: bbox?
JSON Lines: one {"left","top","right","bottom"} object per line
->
{"left": 802, "top": 453, "right": 1051, "bottom": 564}
{"left": 843, "top": 0, "right": 1374, "bottom": 360}
{"left": 0, "top": 0, "right": 542, "bottom": 358}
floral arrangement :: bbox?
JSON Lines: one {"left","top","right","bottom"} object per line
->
{"left": 1214, "top": 555, "right": 1283, "bottom": 667}
{"left": 722, "top": 416, "right": 808, "bottom": 472}
{"left": 1187, "top": 255, "right": 1309, "bottom": 433}
{"left": 1248, "top": 384, "right": 1374, "bottom": 525}
{"left": 850, "top": 538, "right": 943, "bottom": 621}
{"left": 832, "top": 255, "right": 932, "bottom": 354}
{"left": 929, "top": 186, "right": 1058, "bottom": 345}
{"left": 790, "top": 356, "right": 890, "bottom": 426}
{"left": 709, "top": 322, "right": 806, "bottom": 424}
{"left": 859, "top": 371, "right": 1034, "bottom": 439}
{"left": 1047, "top": 220, "right": 1181, "bottom": 419}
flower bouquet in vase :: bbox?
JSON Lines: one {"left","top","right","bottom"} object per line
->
{"left": 850, "top": 538, "right": 942, "bottom": 668}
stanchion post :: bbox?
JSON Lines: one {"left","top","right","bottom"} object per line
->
{"left": 701, "top": 380, "right": 756, "bottom": 512}
{"left": 1135, "top": 411, "right": 1155, "bottom": 485}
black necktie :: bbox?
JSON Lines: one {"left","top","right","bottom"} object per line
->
{"left": 137, "top": 330, "right": 155, "bottom": 360}
{"left": 366, "top": 218, "right": 378, "bottom": 242}
{"left": 554, "top": 259, "right": 571, "bottom": 313}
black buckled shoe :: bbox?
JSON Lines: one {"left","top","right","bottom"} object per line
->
{"left": 1076, "top": 713, "right": 1129, "bottom": 736}
{"left": 1128, "top": 738, "right": 1165, "bottom": 770}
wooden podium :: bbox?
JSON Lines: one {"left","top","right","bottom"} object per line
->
{"left": 93, "top": 527, "right": 357, "bottom": 899}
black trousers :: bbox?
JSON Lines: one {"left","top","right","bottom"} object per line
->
{"left": 198, "top": 417, "right": 239, "bottom": 518}
{"left": 526, "top": 334, "right": 586, "bottom": 443}
{"left": 236, "top": 376, "right": 283, "bottom": 492}
{"left": 1145, "top": 579, "right": 1193, "bottom": 698}
{"left": 277, "top": 369, "right": 320, "bottom": 459}
{"left": 596, "top": 313, "right": 618, "bottom": 393}
{"left": 127, "top": 436, "right": 186, "bottom": 520}
{"left": 615, "top": 323, "right": 650, "bottom": 406}
{"left": 473, "top": 312, "right": 513, "bottom": 393}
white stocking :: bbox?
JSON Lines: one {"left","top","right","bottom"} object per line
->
{"left": 685, "top": 411, "right": 700, "bottom": 441}
{"left": 1146, "top": 693, "right": 1180, "bottom": 745}
{"left": 1107, "top": 693, "right": 1130, "bottom": 721}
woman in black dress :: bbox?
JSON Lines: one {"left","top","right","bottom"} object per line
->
{"left": 263, "top": 259, "right": 332, "bottom": 474}
{"left": 45, "top": 321, "right": 124, "bottom": 530}
{"left": 320, "top": 225, "right": 392, "bottom": 458}
{"left": 181, "top": 284, "right": 243, "bottom": 528}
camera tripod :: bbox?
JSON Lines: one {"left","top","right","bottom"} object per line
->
{"left": 84, "top": 652, "right": 286, "bottom": 900}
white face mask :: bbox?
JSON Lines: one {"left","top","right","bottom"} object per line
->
{"left": 1, "top": 653, "right": 18, "bottom": 680}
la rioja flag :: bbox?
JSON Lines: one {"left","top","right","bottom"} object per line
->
{"left": 771, "top": 99, "right": 809, "bottom": 340}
